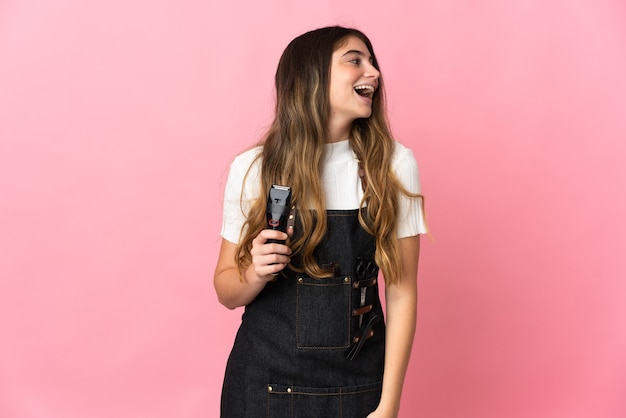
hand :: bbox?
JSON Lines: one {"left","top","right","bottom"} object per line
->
{"left": 248, "top": 229, "right": 292, "bottom": 283}
{"left": 367, "top": 406, "right": 396, "bottom": 418}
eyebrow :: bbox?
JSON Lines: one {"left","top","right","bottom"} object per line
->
{"left": 341, "top": 49, "right": 374, "bottom": 62}
{"left": 342, "top": 49, "right": 367, "bottom": 57}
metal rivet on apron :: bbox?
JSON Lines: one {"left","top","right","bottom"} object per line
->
{"left": 297, "top": 277, "right": 303, "bottom": 283}
{"left": 287, "top": 387, "right": 292, "bottom": 393}
{"left": 268, "top": 385, "right": 273, "bottom": 392}
{"left": 344, "top": 276, "right": 349, "bottom": 283}
{"left": 353, "top": 282, "right": 359, "bottom": 289}
{"left": 289, "top": 214, "right": 294, "bottom": 219}
{"left": 353, "top": 336, "right": 360, "bottom": 343}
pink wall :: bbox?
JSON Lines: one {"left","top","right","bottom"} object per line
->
{"left": 1, "top": 1, "right": 625, "bottom": 417}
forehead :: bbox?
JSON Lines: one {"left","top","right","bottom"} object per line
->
{"left": 333, "top": 36, "right": 370, "bottom": 57}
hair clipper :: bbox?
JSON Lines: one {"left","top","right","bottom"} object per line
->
{"left": 266, "top": 185, "right": 292, "bottom": 244}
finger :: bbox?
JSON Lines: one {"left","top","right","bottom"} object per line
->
{"left": 257, "top": 229, "right": 289, "bottom": 242}
{"left": 254, "top": 254, "right": 289, "bottom": 271}
{"left": 253, "top": 253, "right": 290, "bottom": 267}
{"left": 254, "top": 260, "right": 289, "bottom": 279}
{"left": 251, "top": 243, "right": 291, "bottom": 260}
{"left": 252, "top": 234, "right": 291, "bottom": 256}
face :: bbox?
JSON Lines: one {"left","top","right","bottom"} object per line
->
{"left": 329, "top": 36, "right": 380, "bottom": 126}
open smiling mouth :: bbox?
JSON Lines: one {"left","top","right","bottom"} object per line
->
{"left": 354, "top": 85, "right": 375, "bottom": 99}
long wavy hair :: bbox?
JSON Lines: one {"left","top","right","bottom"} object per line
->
{"left": 236, "top": 26, "right": 423, "bottom": 285}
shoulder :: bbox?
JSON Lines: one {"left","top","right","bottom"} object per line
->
{"left": 391, "top": 140, "right": 418, "bottom": 168}
{"left": 391, "top": 140, "right": 420, "bottom": 177}
{"left": 390, "top": 141, "right": 427, "bottom": 236}
{"left": 223, "top": 145, "right": 263, "bottom": 202}
{"left": 230, "top": 145, "right": 263, "bottom": 174}
{"left": 390, "top": 140, "right": 421, "bottom": 193}
{"left": 221, "top": 145, "right": 264, "bottom": 243}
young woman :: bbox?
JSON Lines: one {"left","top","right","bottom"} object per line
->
{"left": 214, "top": 26, "right": 427, "bottom": 418}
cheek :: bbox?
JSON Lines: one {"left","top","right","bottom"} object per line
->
{"left": 329, "top": 85, "right": 345, "bottom": 108}
{"left": 330, "top": 79, "right": 353, "bottom": 103}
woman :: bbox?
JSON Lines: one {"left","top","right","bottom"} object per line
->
{"left": 214, "top": 26, "right": 427, "bottom": 418}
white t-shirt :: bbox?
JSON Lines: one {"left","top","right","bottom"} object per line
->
{"left": 221, "top": 140, "right": 427, "bottom": 244}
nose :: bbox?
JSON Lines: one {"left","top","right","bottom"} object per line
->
{"left": 365, "top": 62, "right": 380, "bottom": 80}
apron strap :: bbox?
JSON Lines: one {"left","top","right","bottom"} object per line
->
{"left": 356, "top": 156, "right": 367, "bottom": 192}
{"left": 287, "top": 205, "right": 296, "bottom": 230}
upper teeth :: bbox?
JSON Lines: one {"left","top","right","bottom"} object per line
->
{"left": 355, "top": 85, "right": 374, "bottom": 93}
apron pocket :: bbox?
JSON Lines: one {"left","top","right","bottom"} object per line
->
{"left": 295, "top": 275, "right": 351, "bottom": 349}
{"left": 267, "top": 382, "right": 382, "bottom": 418}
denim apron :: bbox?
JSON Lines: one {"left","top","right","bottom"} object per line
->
{"left": 221, "top": 209, "right": 385, "bottom": 417}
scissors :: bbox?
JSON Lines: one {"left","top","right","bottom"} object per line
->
{"left": 355, "top": 258, "right": 378, "bottom": 327}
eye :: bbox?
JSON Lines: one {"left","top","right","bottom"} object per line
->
{"left": 349, "top": 58, "right": 361, "bottom": 65}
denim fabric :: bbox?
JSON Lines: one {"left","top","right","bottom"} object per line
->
{"left": 221, "top": 210, "right": 385, "bottom": 418}
{"left": 296, "top": 275, "right": 351, "bottom": 349}
{"left": 266, "top": 381, "right": 382, "bottom": 418}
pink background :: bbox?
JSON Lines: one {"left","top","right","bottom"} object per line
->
{"left": 1, "top": 1, "right": 625, "bottom": 417}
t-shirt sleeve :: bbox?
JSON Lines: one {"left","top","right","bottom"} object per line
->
{"left": 392, "top": 143, "right": 428, "bottom": 238}
{"left": 220, "top": 148, "right": 261, "bottom": 244}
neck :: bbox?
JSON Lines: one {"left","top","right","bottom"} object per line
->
{"left": 327, "top": 115, "right": 352, "bottom": 143}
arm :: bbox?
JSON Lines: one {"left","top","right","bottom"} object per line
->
{"left": 370, "top": 235, "right": 420, "bottom": 417}
{"left": 214, "top": 230, "right": 291, "bottom": 309}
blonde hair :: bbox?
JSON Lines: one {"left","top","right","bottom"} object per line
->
{"left": 236, "top": 26, "right": 423, "bottom": 285}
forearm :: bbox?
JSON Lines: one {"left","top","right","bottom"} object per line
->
{"left": 214, "top": 232, "right": 291, "bottom": 309}
{"left": 377, "top": 289, "right": 417, "bottom": 416}
{"left": 214, "top": 264, "right": 267, "bottom": 309}
{"left": 373, "top": 235, "right": 420, "bottom": 417}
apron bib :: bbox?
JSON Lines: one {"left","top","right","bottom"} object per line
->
{"left": 221, "top": 209, "right": 385, "bottom": 418}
